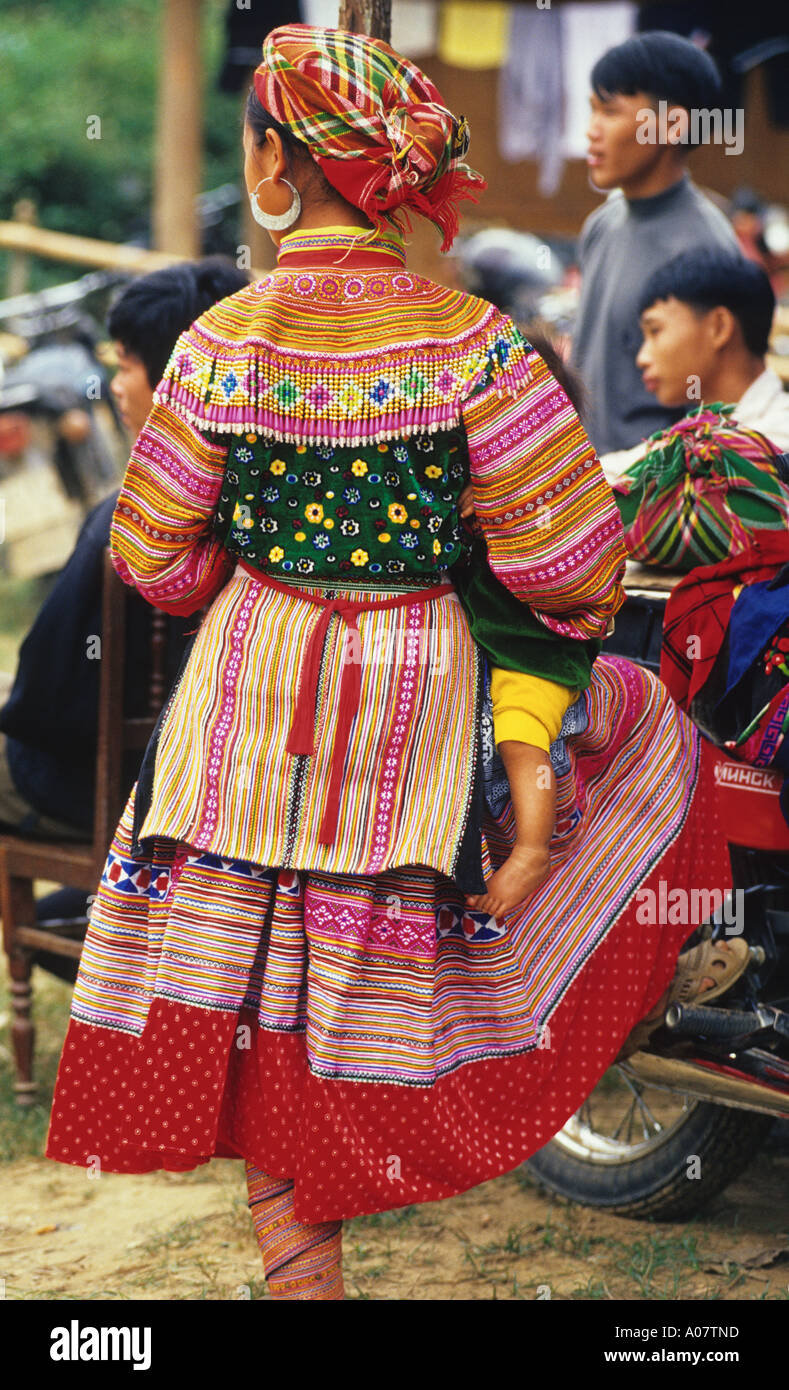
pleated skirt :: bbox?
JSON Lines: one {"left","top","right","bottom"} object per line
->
{"left": 45, "top": 572, "right": 732, "bottom": 1221}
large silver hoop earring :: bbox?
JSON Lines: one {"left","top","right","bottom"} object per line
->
{"left": 249, "top": 176, "right": 301, "bottom": 230}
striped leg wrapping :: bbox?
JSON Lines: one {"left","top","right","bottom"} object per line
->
{"left": 245, "top": 1160, "right": 344, "bottom": 1300}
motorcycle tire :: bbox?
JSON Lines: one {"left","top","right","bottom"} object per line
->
{"left": 525, "top": 1097, "right": 773, "bottom": 1221}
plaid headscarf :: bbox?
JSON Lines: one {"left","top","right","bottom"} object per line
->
{"left": 254, "top": 24, "right": 486, "bottom": 251}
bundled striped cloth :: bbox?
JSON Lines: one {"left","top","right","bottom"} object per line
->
{"left": 613, "top": 404, "right": 789, "bottom": 571}
{"left": 255, "top": 23, "right": 485, "bottom": 250}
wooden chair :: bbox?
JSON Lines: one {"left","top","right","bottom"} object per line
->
{"left": 0, "top": 546, "right": 171, "bottom": 1104}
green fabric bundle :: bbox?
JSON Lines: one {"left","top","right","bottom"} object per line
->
{"left": 613, "top": 403, "right": 789, "bottom": 572}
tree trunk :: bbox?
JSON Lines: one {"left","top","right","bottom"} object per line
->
{"left": 153, "top": 0, "right": 203, "bottom": 257}
{"left": 337, "top": 0, "right": 391, "bottom": 40}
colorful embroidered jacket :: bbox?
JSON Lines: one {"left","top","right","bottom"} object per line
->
{"left": 110, "top": 227, "right": 626, "bottom": 728}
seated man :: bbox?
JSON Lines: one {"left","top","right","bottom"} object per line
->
{"left": 601, "top": 249, "right": 789, "bottom": 479}
{"left": 0, "top": 258, "right": 248, "bottom": 964}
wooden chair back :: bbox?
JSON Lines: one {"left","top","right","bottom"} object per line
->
{"left": 0, "top": 544, "right": 177, "bottom": 1101}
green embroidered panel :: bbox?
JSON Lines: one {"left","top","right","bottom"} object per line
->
{"left": 213, "top": 429, "right": 471, "bottom": 581}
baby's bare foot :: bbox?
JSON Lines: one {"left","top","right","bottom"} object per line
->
{"left": 464, "top": 844, "right": 551, "bottom": 920}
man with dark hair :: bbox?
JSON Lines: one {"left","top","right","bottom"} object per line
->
{"left": 601, "top": 249, "right": 789, "bottom": 474}
{"left": 571, "top": 30, "right": 741, "bottom": 455}
{"left": 0, "top": 258, "right": 248, "bottom": 847}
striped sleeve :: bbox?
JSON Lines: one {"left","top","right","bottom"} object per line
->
{"left": 109, "top": 398, "right": 234, "bottom": 615}
{"left": 461, "top": 343, "right": 627, "bottom": 641}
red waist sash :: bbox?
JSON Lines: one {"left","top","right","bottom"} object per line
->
{"left": 237, "top": 560, "right": 454, "bottom": 844}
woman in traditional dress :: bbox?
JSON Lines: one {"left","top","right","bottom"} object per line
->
{"left": 46, "top": 24, "right": 746, "bottom": 1300}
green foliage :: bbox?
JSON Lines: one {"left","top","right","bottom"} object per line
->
{"left": 0, "top": 0, "right": 246, "bottom": 283}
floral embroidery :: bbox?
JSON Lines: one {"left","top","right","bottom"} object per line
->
{"left": 213, "top": 432, "right": 469, "bottom": 581}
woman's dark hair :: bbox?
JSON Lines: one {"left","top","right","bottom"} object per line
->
{"left": 244, "top": 87, "right": 337, "bottom": 202}
{"left": 591, "top": 31, "right": 723, "bottom": 149}
{"left": 526, "top": 328, "right": 588, "bottom": 423}
{"left": 107, "top": 257, "right": 249, "bottom": 388}
{"left": 637, "top": 249, "right": 775, "bottom": 357}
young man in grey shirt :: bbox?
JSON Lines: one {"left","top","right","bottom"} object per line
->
{"left": 572, "top": 31, "right": 741, "bottom": 455}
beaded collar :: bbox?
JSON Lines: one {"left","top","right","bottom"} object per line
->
{"left": 153, "top": 223, "right": 533, "bottom": 444}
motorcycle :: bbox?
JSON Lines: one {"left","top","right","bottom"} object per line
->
{"left": 526, "top": 570, "right": 789, "bottom": 1219}
{"left": 0, "top": 272, "right": 127, "bottom": 576}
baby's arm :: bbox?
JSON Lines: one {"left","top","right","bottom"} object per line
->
{"left": 465, "top": 670, "right": 575, "bottom": 919}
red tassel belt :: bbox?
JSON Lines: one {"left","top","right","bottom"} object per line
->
{"left": 237, "top": 560, "right": 454, "bottom": 845}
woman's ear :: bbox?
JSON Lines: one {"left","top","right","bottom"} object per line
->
{"left": 265, "top": 128, "right": 288, "bottom": 184}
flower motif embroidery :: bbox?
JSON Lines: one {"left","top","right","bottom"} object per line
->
{"left": 340, "top": 519, "right": 360, "bottom": 537}
{"left": 304, "top": 503, "right": 324, "bottom": 524}
{"left": 261, "top": 487, "right": 280, "bottom": 502}
{"left": 268, "top": 546, "right": 284, "bottom": 562}
{"left": 296, "top": 557, "right": 315, "bottom": 573}
{"left": 387, "top": 502, "right": 407, "bottom": 524}
{"left": 398, "top": 532, "right": 418, "bottom": 550}
{"left": 261, "top": 518, "right": 278, "bottom": 533}
{"left": 342, "top": 487, "right": 361, "bottom": 504}
{"left": 269, "top": 459, "right": 287, "bottom": 476}
{"left": 351, "top": 458, "right": 368, "bottom": 477}
{"left": 312, "top": 532, "right": 331, "bottom": 550}
{"left": 424, "top": 465, "right": 443, "bottom": 479}
{"left": 351, "top": 548, "right": 369, "bottom": 566}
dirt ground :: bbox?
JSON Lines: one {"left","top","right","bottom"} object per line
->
{"left": 2, "top": 1144, "right": 789, "bottom": 1301}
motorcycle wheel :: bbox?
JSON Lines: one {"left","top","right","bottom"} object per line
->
{"left": 525, "top": 1060, "right": 772, "bottom": 1220}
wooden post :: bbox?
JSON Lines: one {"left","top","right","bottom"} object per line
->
{"left": 6, "top": 199, "right": 37, "bottom": 298}
{"left": 338, "top": 0, "right": 391, "bottom": 40}
{"left": 152, "top": 0, "right": 203, "bottom": 257}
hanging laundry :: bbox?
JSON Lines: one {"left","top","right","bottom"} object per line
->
{"left": 497, "top": 2, "right": 636, "bottom": 195}
{"left": 438, "top": 1, "right": 510, "bottom": 70}
{"left": 560, "top": 2, "right": 637, "bottom": 158}
{"left": 498, "top": 5, "right": 565, "bottom": 196}
{"left": 300, "top": 0, "right": 337, "bottom": 26}
{"left": 392, "top": 1, "right": 438, "bottom": 58}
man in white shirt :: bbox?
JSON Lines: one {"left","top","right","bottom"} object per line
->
{"left": 601, "top": 249, "right": 789, "bottom": 481}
